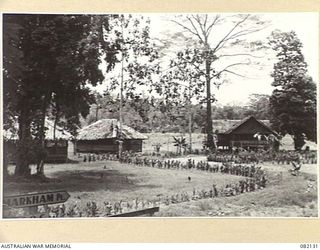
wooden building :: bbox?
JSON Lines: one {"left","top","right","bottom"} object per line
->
{"left": 3, "top": 119, "right": 72, "bottom": 163}
{"left": 216, "top": 116, "right": 277, "bottom": 151}
{"left": 76, "top": 119, "right": 148, "bottom": 153}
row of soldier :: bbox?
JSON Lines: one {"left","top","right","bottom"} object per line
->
{"left": 81, "top": 153, "right": 118, "bottom": 162}
{"left": 101, "top": 172, "right": 267, "bottom": 215}
{"left": 117, "top": 153, "right": 266, "bottom": 180}
{"left": 208, "top": 154, "right": 260, "bottom": 164}
{"left": 219, "top": 162, "right": 265, "bottom": 179}
{"left": 208, "top": 151, "right": 317, "bottom": 165}
{"left": 274, "top": 152, "right": 316, "bottom": 164}
{"left": 26, "top": 174, "right": 268, "bottom": 218}
{"left": 120, "top": 151, "right": 316, "bottom": 167}
{"left": 80, "top": 150, "right": 316, "bottom": 165}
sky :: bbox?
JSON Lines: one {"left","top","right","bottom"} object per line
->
{"left": 95, "top": 13, "right": 319, "bottom": 106}
{"left": 148, "top": 12, "right": 319, "bottom": 106}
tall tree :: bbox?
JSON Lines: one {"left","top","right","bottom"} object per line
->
{"left": 99, "top": 15, "right": 160, "bottom": 156}
{"left": 244, "top": 94, "right": 271, "bottom": 119}
{"left": 103, "top": 15, "right": 160, "bottom": 103}
{"left": 3, "top": 14, "right": 118, "bottom": 176}
{"left": 161, "top": 14, "right": 268, "bottom": 150}
{"left": 268, "top": 30, "right": 317, "bottom": 150}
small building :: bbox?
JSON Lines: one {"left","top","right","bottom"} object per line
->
{"left": 3, "top": 119, "right": 72, "bottom": 163}
{"left": 216, "top": 116, "right": 277, "bottom": 151}
{"left": 76, "top": 119, "right": 148, "bottom": 154}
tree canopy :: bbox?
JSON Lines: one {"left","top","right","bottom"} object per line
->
{"left": 3, "top": 14, "right": 119, "bottom": 176}
{"left": 154, "top": 14, "right": 269, "bottom": 150}
{"left": 268, "top": 30, "right": 317, "bottom": 150}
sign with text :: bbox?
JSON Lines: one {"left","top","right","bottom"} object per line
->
{"left": 3, "top": 191, "right": 70, "bottom": 208}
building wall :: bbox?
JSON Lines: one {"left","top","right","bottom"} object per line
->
{"left": 76, "top": 139, "right": 143, "bottom": 153}
{"left": 4, "top": 140, "right": 68, "bottom": 164}
{"left": 45, "top": 140, "right": 68, "bottom": 163}
{"left": 218, "top": 134, "right": 271, "bottom": 149}
{"left": 123, "top": 139, "right": 143, "bottom": 152}
{"left": 217, "top": 118, "right": 274, "bottom": 150}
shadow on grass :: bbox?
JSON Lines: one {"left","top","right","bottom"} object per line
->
{"left": 3, "top": 168, "right": 160, "bottom": 195}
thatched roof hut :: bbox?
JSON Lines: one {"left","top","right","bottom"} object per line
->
{"left": 76, "top": 119, "right": 147, "bottom": 153}
{"left": 77, "top": 119, "right": 148, "bottom": 140}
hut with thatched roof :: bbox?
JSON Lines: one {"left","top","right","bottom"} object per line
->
{"left": 76, "top": 119, "right": 148, "bottom": 153}
{"left": 3, "top": 118, "right": 72, "bottom": 163}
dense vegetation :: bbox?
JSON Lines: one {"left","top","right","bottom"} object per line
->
{"left": 268, "top": 31, "right": 317, "bottom": 149}
{"left": 84, "top": 92, "right": 271, "bottom": 133}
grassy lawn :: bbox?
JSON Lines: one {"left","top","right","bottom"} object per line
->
{"left": 158, "top": 170, "right": 318, "bottom": 217}
{"left": 4, "top": 159, "right": 318, "bottom": 218}
{"left": 4, "top": 161, "right": 244, "bottom": 216}
{"left": 142, "top": 132, "right": 205, "bottom": 154}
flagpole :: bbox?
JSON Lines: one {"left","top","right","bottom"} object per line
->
{"left": 118, "top": 16, "right": 124, "bottom": 159}
{"left": 189, "top": 78, "right": 192, "bottom": 154}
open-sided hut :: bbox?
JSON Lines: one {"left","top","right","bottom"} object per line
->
{"left": 76, "top": 119, "right": 148, "bottom": 153}
{"left": 216, "top": 116, "right": 277, "bottom": 151}
{"left": 3, "top": 119, "right": 72, "bottom": 163}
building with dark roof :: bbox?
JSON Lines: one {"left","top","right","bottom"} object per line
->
{"left": 76, "top": 119, "right": 148, "bottom": 153}
{"left": 216, "top": 116, "right": 277, "bottom": 151}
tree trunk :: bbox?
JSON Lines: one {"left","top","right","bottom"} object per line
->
{"left": 205, "top": 57, "right": 215, "bottom": 151}
{"left": 3, "top": 145, "right": 9, "bottom": 178}
{"left": 36, "top": 117, "right": 46, "bottom": 175}
{"left": 15, "top": 107, "right": 32, "bottom": 177}
{"left": 36, "top": 93, "right": 51, "bottom": 176}
{"left": 53, "top": 112, "right": 58, "bottom": 141}
{"left": 293, "top": 133, "right": 305, "bottom": 151}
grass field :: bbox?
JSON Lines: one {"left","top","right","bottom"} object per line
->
{"left": 4, "top": 160, "right": 245, "bottom": 217}
{"left": 141, "top": 132, "right": 318, "bottom": 154}
{"left": 4, "top": 157, "right": 318, "bottom": 218}
{"left": 158, "top": 171, "right": 318, "bottom": 217}
{"left": 142, "top": 133, "right": 206, "bottom": 154}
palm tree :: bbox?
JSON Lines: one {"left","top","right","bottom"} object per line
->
{"left": 173, "top": 136, "right": 188, "bottom": 155}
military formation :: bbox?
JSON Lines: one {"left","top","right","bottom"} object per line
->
{"left": 82, "top": 153, "right": 118, "bottom": 162}
{"left": 80, "top": 149, "right": 316, "bottom": 166}
{"left": 116, "top": 153, "right": 267, "bottom": 181}
{"left": 5, "top": 155, "right": 268, "bottom": 218}
{"left": 16, "top": 149, "right": 313, "bottom": 218}
{"left": 4, "top": 153, "right": 268, "bottom": 218}
{"left": 207, "top": 151, "right": 317, "bottom": 164}
{"left": 6, "top": 175, "right": 267, "bottom": 218}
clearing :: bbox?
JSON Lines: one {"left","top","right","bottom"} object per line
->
{"left": 4, "top": 158, "right": 318, "bottom": 217}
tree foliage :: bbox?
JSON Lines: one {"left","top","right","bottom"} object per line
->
{"left": 156, "top": 14, "right": 269, "bottom": 150}
{"left": 244, "top": 94, "right": 270, "bottom": 119}
{"left": 173, "top": 136, "right": 188, "bottom": 155}
{"left": 3, "top": 14, "right": 119, "bottom": 176}
{"left": 104, "top": 15, "right": 160, "bottom": 99}
{"left": 268, "top": 30, "right": 317, "bottom": 150}
{"left": 84, "top": 91, "right": 271, "bottom": 135}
